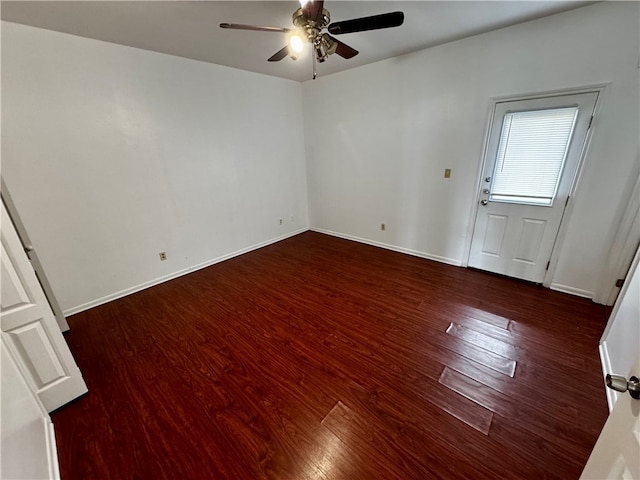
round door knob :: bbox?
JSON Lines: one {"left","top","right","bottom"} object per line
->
{"left": 480, "top": 200, "right": 488, "bottom": 206}
{"left": 606, "top": 374, "right": 640, "bottom": 399}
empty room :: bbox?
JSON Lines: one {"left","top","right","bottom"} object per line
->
{"left": 1, "top": 1, "right": 639, "bottom": 479}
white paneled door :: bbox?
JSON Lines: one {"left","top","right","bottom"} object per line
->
{"left": 1, "top": 336, "right": 60, "bottom": 480}
{"left": 1, "top": 201, "right": 87, "bottom": 412}
{"left": 581, "top": 356, "right": 640, "bottom": 479}
{"left": 582, "top": 249, "right": 640, "bottom": 479}
{"left": 468, "top": 92, "right": 598, "bottom": 283}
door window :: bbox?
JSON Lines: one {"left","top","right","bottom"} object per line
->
{"left": 490, "top": 107, "right": 579, "bottom": 206}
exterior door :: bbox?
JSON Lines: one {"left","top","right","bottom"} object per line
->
{"left": 1, "top": 200, "right": 87, "bottom": 412}
{"left": 468, "top": 92, "right": 598, "bottom": 282}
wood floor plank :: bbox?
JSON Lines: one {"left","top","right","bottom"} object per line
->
{"left": 52, "top": 232, "right": 609, "bottom": 479}
{"left": 446, "top": 322, "right": 517, "bottom": 359}
{"left": 438, "top": 366, "right": 600, "bottom": 451}
{"left": 443, "top": 304, "right": 512, "bottom": 329}
{"left": 321, "top": 401, "right": 437, "bottom": 479}
{"left": 441, "top": 354, "right": 583, "bottom": 424}
{"left": 440, "top": 333, "right": 517, "bottom": 376}
{"left": 451, "top": 314, "right": 518, "bottom": 343}
{"left": 422, "top": 379, "right": 494, "bottom": 434}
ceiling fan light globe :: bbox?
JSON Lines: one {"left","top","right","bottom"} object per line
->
{"left": 289, "top": 33, "right": 305, "bottom": 54}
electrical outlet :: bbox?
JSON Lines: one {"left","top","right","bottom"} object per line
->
{"left": 279, "top": 218, "right": 283, "bottom": 225}
{"left": 444, "top": 168, "right": 452, "bottom": 178}
{"left": 381, "top": 223, "right": 386, "bottom": 231}
{"left": 159, "top": 252, "right": 167, "bottom": 261}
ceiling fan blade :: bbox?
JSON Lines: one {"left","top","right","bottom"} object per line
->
{"left": 327, "top": 35, "right": 358, "bottom": 59}
{"left": 220, "top": 23, "right": 290, "bottom": 33}
{"left": 327, "top": 11, "right": 404, "bottom": 35}
{"left": 302, "top": 0, "right": 325, "bottom": 25}
{"left": 268, "top": 46, "right": 289, "bottom": 62}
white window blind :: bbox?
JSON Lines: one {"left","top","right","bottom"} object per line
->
{"left": 490, "top": 107, "right": 579, "bottom": 206}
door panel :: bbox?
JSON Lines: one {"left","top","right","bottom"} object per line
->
{"left": 1, "top": 201, "right": 87, "bottom": 412}
{"left": 514, "top": 218, "right": 546, "bottom": 264}
{"left": 482, "top": 214, "right": 507, "bottom": 256}
{"left": 469, "top": 91, "right": 598, "bottom": 282}
{"left": 9, "top": 322, "right": 67, "bottom": 388}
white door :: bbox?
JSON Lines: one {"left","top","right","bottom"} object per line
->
{"left": 469, "top": 92, "right": 598, "bottom": 282}
{"left": 1, "top": 336, "right": 60, "bottom": 480}
{"left": 581, "top": 356, "right": 640, "bottom": 479}
{"left": 1, "top": 200, "right": 87, "bottom": 412}
{"left": 1, "top": 178, "right": 69, "bottom": 332}
{"left": 581, "top": 245, "right": 640, "bottom": 479}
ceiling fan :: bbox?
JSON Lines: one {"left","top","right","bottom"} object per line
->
{"left": 220, "top": 0, "right": 404, "bottom": 79}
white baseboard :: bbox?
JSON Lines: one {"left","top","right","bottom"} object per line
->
{"left": 549, "top": 283, "right": 595, "bottom": 299}
{"left": 65, "top": 227, "right": 598, "bottom": 316}
{"left": 64, "top": 228, "right": 308, "bottom": 317}
{"left": 47, "top": 421, "right": 61, "bottom": 480}
{"left": 310, "top": 227, "right": 462, "bottom": 267}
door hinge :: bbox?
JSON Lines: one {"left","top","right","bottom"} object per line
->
{"left": 588, "top": 115, "right": 594, "bottom": 129}
{"left": 546, "top": 261, "right": 551, "bottom": 271}
{"left": 616, "top": 278, "right": 625, "bottom": 288}
{"left": 565, "top": 196, "right": 570, "bottom": 208}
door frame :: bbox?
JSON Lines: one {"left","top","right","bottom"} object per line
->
{"left": 463, "top": 84, "right": 608, "bottom": 289}
{"left": 593, "top": 168, "right": 640, "bottom": 305}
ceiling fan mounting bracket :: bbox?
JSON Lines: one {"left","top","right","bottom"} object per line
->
{"left": 292, "top": 7, "right": 330, "bottom": 31}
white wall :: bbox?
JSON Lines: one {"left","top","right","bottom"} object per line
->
{"left": 303, "top": 2, "right": 639, "bottom": 299}
{"left": 2, "top": 2, "right": 638, "bottom": 314}
{"left": 1, "top": 22, "right": 309, "bottom": 314}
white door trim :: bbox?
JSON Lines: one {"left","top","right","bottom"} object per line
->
{"left": 593, "top": 167, "right": 640, "bottom": 305}
{"left": 464, "top": 84, "right": 608, "bottom": 288}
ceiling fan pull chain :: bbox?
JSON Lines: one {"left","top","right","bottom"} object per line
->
{"left": 312, "top": 50, "right": 317, "bottom": 80}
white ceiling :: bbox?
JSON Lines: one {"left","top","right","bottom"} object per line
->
{"left": 1, "top": 1, "right": 593, "bottom": 82}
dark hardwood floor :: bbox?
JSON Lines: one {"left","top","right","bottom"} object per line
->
{"left": 53, "top": 231, "right": 610, "bottom": 479}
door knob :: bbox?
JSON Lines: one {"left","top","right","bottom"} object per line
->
{"left": 480, "top": 200, "right": 488, "bottom": 206}
{"left": 606, "top": 374, "right": 640, "bottom": 399}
